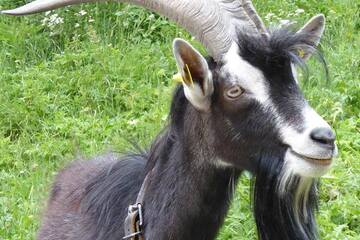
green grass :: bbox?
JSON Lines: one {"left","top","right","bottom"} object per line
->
{"left": 0, "top": 0, "right": 359, "bottom": 239}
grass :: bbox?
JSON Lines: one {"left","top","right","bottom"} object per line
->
{"left": 0, "top": 0, "right": 359, "bottom": 239}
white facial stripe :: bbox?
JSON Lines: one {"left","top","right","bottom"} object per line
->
{"left": 223, "top": 44, "right": 301, "bottom": 140}
{"left": 223, "top": 43, "right": 270, "bottom": 104}
{"left": 222, "top": 42, "right": 335, "bottom": 178}
{"left": 223, "top": 43, "right": 300, "bottom": 145}
{"left": 303, "top": 105, "right": 332, "bottom": 130}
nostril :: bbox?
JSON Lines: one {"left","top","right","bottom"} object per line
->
{"left": 310, "top": 127, "right": 336, "bottom": 146}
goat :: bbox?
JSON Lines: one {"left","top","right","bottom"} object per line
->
{"left": 2, "top": 1, "right": 338, "bottom": 239}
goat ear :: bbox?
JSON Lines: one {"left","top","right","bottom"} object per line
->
{"left": 173, "top": 38, "right": 213, "bottom": 112}
{"left": 295, "top": 14, "right": 326, "bottom": 60}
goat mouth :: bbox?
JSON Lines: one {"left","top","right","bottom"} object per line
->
{"left": 290, "top": 150, "right": 332, "bottom": 166}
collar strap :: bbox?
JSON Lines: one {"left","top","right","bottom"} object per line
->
{"left": 123, "top": 170, "right": 153, "bottom": 240}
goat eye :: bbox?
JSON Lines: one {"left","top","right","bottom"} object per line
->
{"left": 226, "top": 86, "right": 243, "bottom": 99}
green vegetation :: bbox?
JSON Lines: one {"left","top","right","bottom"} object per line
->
{"left": 0, "top": 0, "right": 359, "bottom": 239}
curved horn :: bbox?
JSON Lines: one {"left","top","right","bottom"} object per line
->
{"left": 1, "top": 0, "right": 267, "bottom": 61}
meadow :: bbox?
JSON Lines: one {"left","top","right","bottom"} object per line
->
{"left": 0, "top": 0, "right": 359, "bottom": 239}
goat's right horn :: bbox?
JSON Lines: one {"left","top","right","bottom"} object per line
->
{"left": 1, "top": 0, "right": 267, "bottom": 61}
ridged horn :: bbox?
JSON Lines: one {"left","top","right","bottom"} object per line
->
{"left": 1, "top": 0, "right": 268, "bottom": 61}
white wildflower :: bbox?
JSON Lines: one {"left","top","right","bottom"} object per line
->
{"left": 43, "top": 13, "right": 64, "bottom": 28}
{"left": 45, "top": 11, "right": 51, "bottom": 16}
{"left": 279, "top": 19, "right": 291, "bottom": 26}
{"left": 265, "top": 13, "right": 275, "bottom": 21}
{"left": 50, "top": 13, "right": 58, "bottom": 19}
{"left": 115, "top": 11, "right": 123, "bottom": 17}
{"left": 128, "top": 119, "right": 139, "bottom": 126}
{"left": 41, "top": 17, "right": 49, "bottom": 26}
{"left": 88, "top": 18, "right": 95, "bottom": 23}
{"left": 78, "top": 10, "right": 87, "bottom": 16}
{"left": 295, "top": 8, "right": 305, "bottom": 15}
{"left": 148, "top": 14, "right": 155, "bottom": 20}
{"left": 75, "top": 23, "right": 80, "bottom": 28}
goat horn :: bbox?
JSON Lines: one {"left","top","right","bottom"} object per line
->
{"left": 1, "top": 0, "right": 267, "bottom": 61}
{"left": 242, "top": 0, "right": 269, "bottom": 38}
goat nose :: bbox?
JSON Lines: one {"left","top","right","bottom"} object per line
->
{"left": 310, "top": 127, "right": 336, "bottom": 146}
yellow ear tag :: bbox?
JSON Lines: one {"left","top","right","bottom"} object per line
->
{"left": 172, "top": 72, "right": 183, "bottom": 83}
{"left": 184, "top": 64, "right": 194, "bottom": 86}
{"left": 298, "top": 49, "right": 305, "bottom": 58}
{"left": 172, "top": 64, "right": 194, "bottom": 86}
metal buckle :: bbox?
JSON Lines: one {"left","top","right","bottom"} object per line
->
{"left": 123, "top": 203, "right": 144, "bottom": 240}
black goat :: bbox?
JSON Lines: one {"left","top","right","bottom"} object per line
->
{"left": 2, "top": 1, "right": 337, "bottom": 240}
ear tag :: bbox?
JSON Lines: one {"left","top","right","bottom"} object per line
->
{"left": 184, "top": 64, "right": 194, "bottom": 86}
{"left": 172, "top": 64, "right": 194, "bottom": 86}
{"left": 172, "top": 72, "right": 183, "bottom": 83}
{"left": 297, "top": 49, "right": 305, "bottom": 58}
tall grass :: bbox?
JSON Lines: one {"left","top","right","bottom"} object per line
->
{"left": 0, "top": 0, "right": 359, "bottom": 239}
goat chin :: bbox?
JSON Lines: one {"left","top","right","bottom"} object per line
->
{"left": 251, "top": 155, "right": 319, "bottom": 240}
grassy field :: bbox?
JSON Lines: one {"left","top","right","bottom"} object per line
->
{"left": 0, "top": 0, "right": 359, "bottom": 239}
